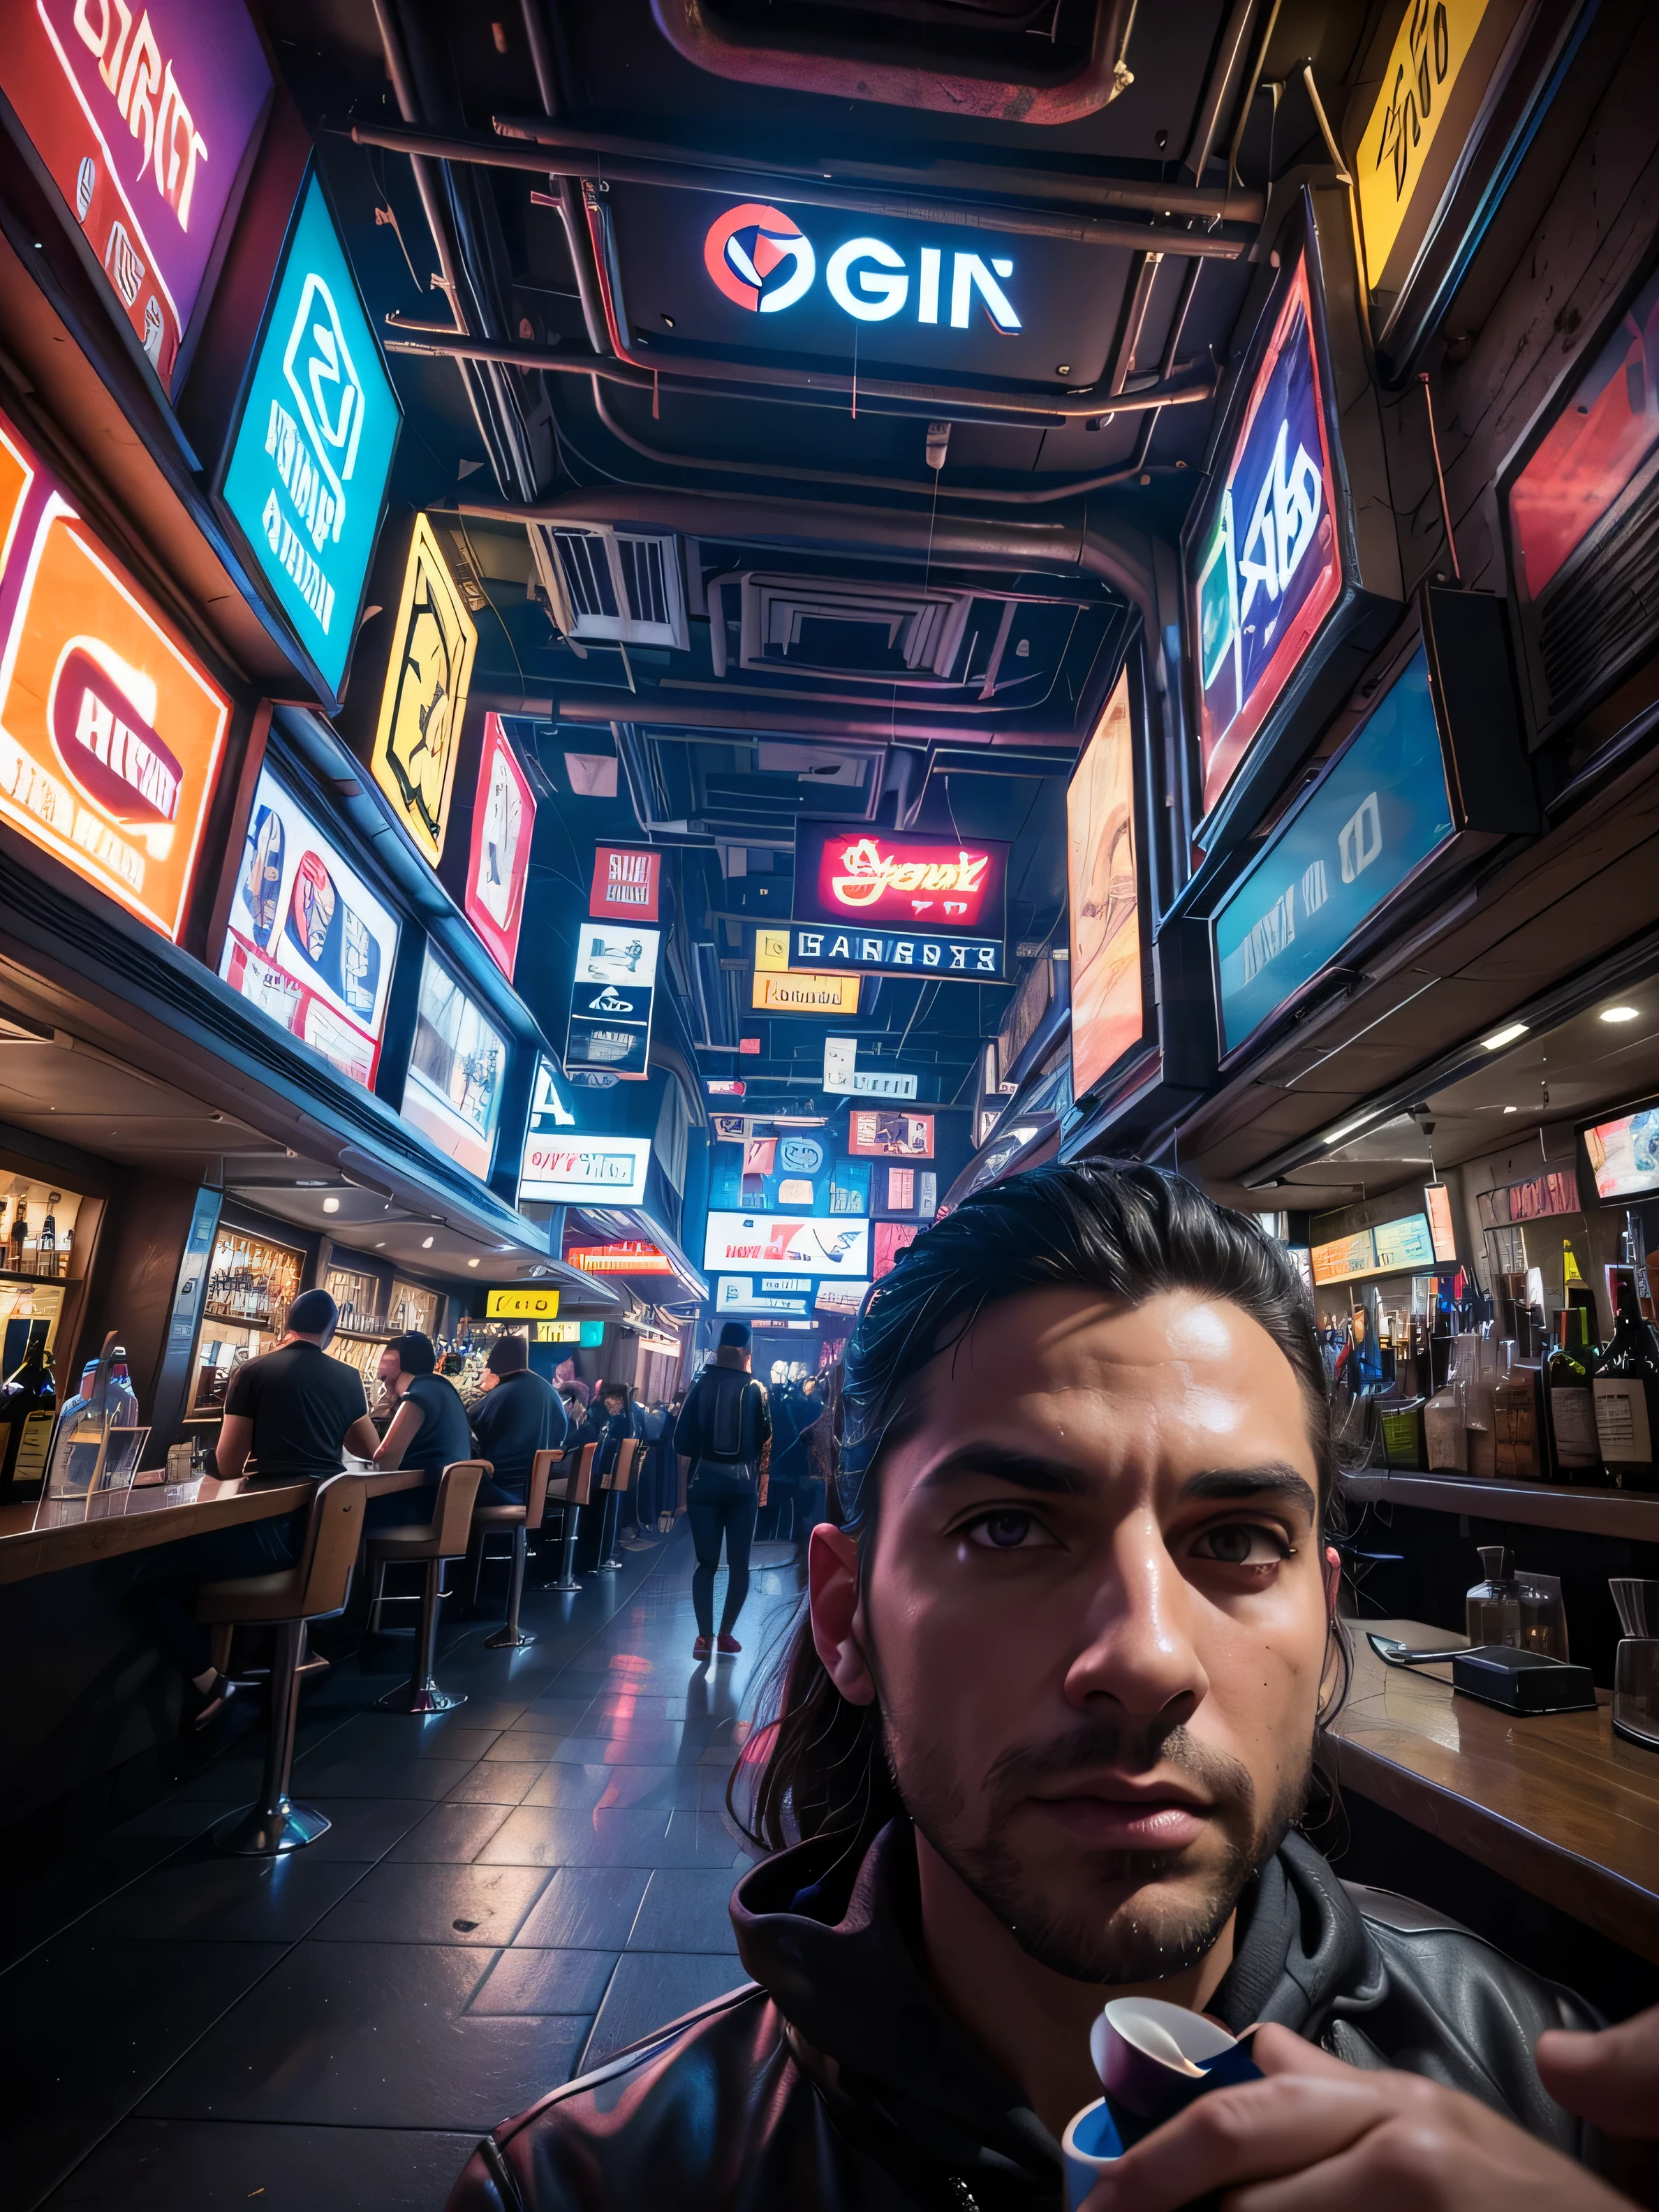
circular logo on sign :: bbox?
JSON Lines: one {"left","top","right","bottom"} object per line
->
{"left": 703, "top": 203, "right": 816, "bottom": 314}
{"left": 779, "top": 1135, "right": 825, "bottom": 1174}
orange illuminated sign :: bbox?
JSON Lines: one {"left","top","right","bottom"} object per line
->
{"left": 0, "top": 408, "right": 229, "bottom": 939}
{"left": 566, "top": 1241, "right": 672, "bottom": 1276}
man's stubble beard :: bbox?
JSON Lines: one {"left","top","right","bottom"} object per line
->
{"left": 884, "top": 1706, "right": 1312, "bottom": 1984}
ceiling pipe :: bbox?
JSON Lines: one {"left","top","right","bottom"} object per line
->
{"left": 367, "top": 3, "right": 469, "bottom": 338}
{"left": 523, "top": 693, "right": 1086, "bottom": 745}
{"left": 1181, "top": 0, "right": 1260, "bottom": 179}
{"left": 517, "top": 0, "right": 610, "bottom": 360}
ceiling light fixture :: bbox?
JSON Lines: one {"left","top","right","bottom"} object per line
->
{"left": 1601, "top": 1005, "right": 1641, "bottom": 1023}
{"left": 323, "top": 1196, "right": 340, "bottom": 1213}
{"left": 467, "top": 1258, "right": 480, "bottom": 1267}
{"left": 1323, "top": 1113, "right": 1381, "bottom": 1148}
{"left": 1503, "top": 1105, "right": 1517, "bottom": 1114}
{"left": 1482, "top": 1022, "right": 1529, "bottom": 1051}
{"left": 421, "top": 1235, "right": 434, "bottom": 1248}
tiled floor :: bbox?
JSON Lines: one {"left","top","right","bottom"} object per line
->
{"left": 3, "top": 1524, "right": 806, "bottom": 2211}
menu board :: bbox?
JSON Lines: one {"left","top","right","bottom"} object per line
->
{"left": 219, "top": 764, "right": 399, "bottom": 1087}
{"left": 402, "top": 948, "right": 507, "bottom": 1179}
{"left": 1311, "top": 1212, "right": 1436, "bottom": 1285}
{"left": 1584, "top": 1107, "right": 1659, "bottom": 1203}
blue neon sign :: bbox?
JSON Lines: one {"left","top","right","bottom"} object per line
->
{"left": 1214, "top": 646, "right": 1453, "bottom": 1057}
{"left": 222, "top": 172, "right": 401, "bottom": 698}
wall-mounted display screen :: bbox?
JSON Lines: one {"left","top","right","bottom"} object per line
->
{"left": 848, "top": 1110, "right": 934, "bottom": 1158}
{"left": 0, "top": 403, "right": 230, "bottom": 941}
{"left": 0, "top": 0, "right": 273, "bottom": 391}
{"left": 370, "top": 516, "right": 477, "bottom": 866}
{"left": 220, "top": 172, "right": 401, "bottom": 698}
{"left": 1068, "top": 670, "right": 1142, "bottom": 1100}
{"left": 591, "top": 843, "right": 661, "bottom": 922}
{"left": 401, "top": 945, "right": 506, "bottom": 1179}
{"left": 1186, "top": 250, "right": 1343, "bottom": 814}
{"left": 793, "top": 820, "right": 1009, "bottom": 940}
{"left": 1311, "top": 1211, "right": 1436, "bottom": 1285}
{"left": 1425, "top": 1181, "right": 1457, "bottom": 1263}
{"left": 702, "top": 1211, "right": 870, "bottom": 1277}
{"left": 220, "top": 765, "right": 399, "bottom": 1086}
{"left": 1213, "top": 644, "right": 1453, "bottom": 1058}
{"left": 1584, "top": 1105, "right": 1659, "bottom": 1203}
{"left": 466, "top": 713, "right": 536, "bottom": 978}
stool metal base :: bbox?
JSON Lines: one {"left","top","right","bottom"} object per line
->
{"left": 484, "top": 1525, "right": 536, "bottom": 1648}
{"left": 378, "top": 1680, "right": 466, "bottom": 1713}
{"left": 484, "top": 1623, "right": 536, "bottom": 1649}
{"left": 214, "top": 1798, "right": 330, "bottom": 1855}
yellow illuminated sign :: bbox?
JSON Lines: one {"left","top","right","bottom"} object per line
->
{"left": 754, "top": 927, "right": 791, "bottom": 972}
{"left": 752, "top": 968, "right": 861, "bottom": 1014}
{"left": 535, "top": 1320, "right": 581, "bottom": 1341}
{"left": 1355, "top": 0, "right": 1492, "bottom": 293}
{"left": 370, "top": 515, "right": 478, "bottom": 865}
{"left": 485, "top": 1287, "right": 561, "bottom": 1319}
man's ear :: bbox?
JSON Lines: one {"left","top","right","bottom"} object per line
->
{"left": 808, "top": 1523, "right": 877, "bottom": 1706}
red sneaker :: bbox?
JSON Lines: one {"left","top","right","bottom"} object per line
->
{"left": 716, "top": 1633, "right": 742, "bottom": 1655}
{"left": 693, "top": 1635, "right": 713, "bottom": 1658}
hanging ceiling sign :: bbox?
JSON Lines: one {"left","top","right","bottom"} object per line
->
{"left": 568, "top": 1240, "right": 672, "bottom": 1276}
{"left": 466, "top": 713, "right": 536, "bottom": 978}
{"left": 705, "top": 1211, "right": 871, "bottom": 1278}
{"left": 1354, "top": 0, "right": 1496, "bottom": 301}
{"left": 219, "top": 763, "right": 398, "bottom": 1087}
{"left": 753, "top": 969, "right": 861, "bottom": 1015}
{"left": 566, "top": 922, "right": 658, "bottom": 1080}
{"left": 714, "top": 1276, "right": 809, "bottom": 1318}
{"left": 0, "top": 402, "right": 230, "bottom": 941}
{"left": 600, "top": 185, "right": 1126, "bottom": 388}
{"left": 519, "top": 1135, "right": 651, "bottom": 1207}
{"left": 1185, "top": 248, "right": 1343, "bottom": 816}
{"left": 823, "top": 1037, "right": 919, "bottom": 1100}
{"left": 0, "top": 0, "right": 274, "bottom": 391}
{"left": 219, "top": 170, "right": 401, "bottom": 700}
{"left": 590, "top": 843, "right": 661, "bottom": 922}
{"left": 707, "top": 1080, "right": 746, "bottom": 1098}
{"left": 794, "top": 821, "right": 1009, "bottom": 938}
{"left": 848, "top": 1110, "right": 934, "bottom": 1158}
{"left": 485, "top": 1287, "right": 561, "bottom": 1319}
{"left": 790, "top": 924, "right": 1003, "bottom": 981}
{"left": 370, "top": 517, "right": 477, "bottom": 866}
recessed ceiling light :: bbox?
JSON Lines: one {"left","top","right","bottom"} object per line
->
{"left": 1323, "top": 1113, "right": 1380, "bottom": 1147}
{"left": 466, "top": 1257, "right": 480, "bottom": 1268}
{"left": 1482, "top": 1022, "right": 1529, "bottom": 1051}
{"left": 374, "top": 1241, "right": 385, "bottom": 1248}
{"left": 1601, "top": 1005, "right": 1640, "bottom": 1023}
{"left": 323, "top": 1196, "right": 340, "bottom": 1213}
{"left": 421, "top": 1234, "right": 434, "bottom": 1248}
{"left": 1503, "top": 1105, "right": 1518, "bottom": 1114}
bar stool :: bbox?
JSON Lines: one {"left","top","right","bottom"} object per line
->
{"left": 469, "top": 1448, "right": 559, "bottom": 1651}
{"left": 543, "top": 1443, "right": 596, "bottom": 1592}
{"left": 369, "top": 1459, "right": 488, "bottom": 1713}
{"left": 596, "top": 1437, "right": 639, "bottom": 1570}
{"left": 196, "top": 1472, "right": 369, "bottom": 1856}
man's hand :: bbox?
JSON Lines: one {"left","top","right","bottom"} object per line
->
{"left": 1538, "top": 2005, "right": 1659, "bottom": 2137}
{"left": 1080, "top": 2023, "right": 1634, "bottom": 2212}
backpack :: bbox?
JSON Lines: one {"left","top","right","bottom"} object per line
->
{"left": 694, "top": 1366, "right": 753, "bottom": 1463}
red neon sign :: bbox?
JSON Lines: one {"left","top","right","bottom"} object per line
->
{"left": 567, "top": 1241, "right": 672, "bottom": 1275}
{"left": 793, "top": 821, "right": 1009, "bottom": 936}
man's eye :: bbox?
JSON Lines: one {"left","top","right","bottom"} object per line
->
{"left": 1189, "top": 1522, "right": 1290, "bottom": 1568}
{"left": 964, "top": 1510, "right": 1056, "bottom": 1551}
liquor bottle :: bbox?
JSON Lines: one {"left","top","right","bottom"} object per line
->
{"left": 0, "top": 1332, "right": 55, "bottom": 1491}
{"left": 36, "top": 1194, "right": 57, "bottom": 1277}
{"left": 1466, "top": 1544, "right": 1521, "bottom": 1647}
{"left": 9, "top": 1193, "right": 27, "bottom": 1271}
{"left": 1593, "top": 1278, "right": 1659, "bottom": 1491}
{"left": 1545, "top": 1309, "right": 1601, "bottom": 1482}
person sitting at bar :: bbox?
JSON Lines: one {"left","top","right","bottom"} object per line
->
{"left": 469, "top": 1334, "right": 566, "bottom": 1507}
{"left": 373, "top": 1331, "right": 472, "bottom": 1509}
{"left": 131, "top": 1288, "right": 379, "bottom": 1730}
{"left": 446, "top": 1165, "right": 1633, "bottom": 2211}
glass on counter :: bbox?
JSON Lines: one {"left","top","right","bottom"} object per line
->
{"left": 1466, "top": 1544, "right": 1521, "bottom": 1647}
{"left": 1611, "top": 1578, "right": 1659, "bottom": 1751}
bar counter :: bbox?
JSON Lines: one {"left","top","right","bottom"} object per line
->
{"left": 0, "top": 1466, "right": 426, "bottom": 1584}
{"left": 1329, "top": 1616, "right": 1659, "bottom": 1966}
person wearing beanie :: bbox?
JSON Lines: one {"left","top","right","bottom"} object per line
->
{"left": 469, "top": 1331, "right": 567, "bottom": 1509}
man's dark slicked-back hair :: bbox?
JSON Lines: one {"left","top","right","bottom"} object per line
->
{"left": 736, "top": 1160, "right": 1339, "bottom": 1857}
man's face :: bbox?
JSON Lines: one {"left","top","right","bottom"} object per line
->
{"left": 827, "top": 1285, "right": 1334, "bottom": 1986}
{"left": 376, "top": 1345, "right": 403, "bottom": 1393}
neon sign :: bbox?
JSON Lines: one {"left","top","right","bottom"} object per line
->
{"left": 702, "top": 202, "right": 1019, "bottom": 332}
{"left": 793, "top": 820, "right": 1009, "bottom": 938}
{"left": 1186, "top": 251, "right": 1343, "bottom": 815}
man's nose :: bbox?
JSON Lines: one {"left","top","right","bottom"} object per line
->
{"left": 1061, "top": 1518, "right": 1209, "bottom": 1725}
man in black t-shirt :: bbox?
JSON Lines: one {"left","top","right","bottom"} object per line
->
{"left": 374, "top": 1332, "right": 473, "bottom": 1504}
{"left": 469, "top": 1335, "right": 566, "bottom": 1505}
{"left": 674, "top": 1322, "right": 772, "bottom": 1659}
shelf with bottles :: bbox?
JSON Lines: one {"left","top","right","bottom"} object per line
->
{"left": 0, "top": 1180, "right": 82, "bottom": 1284}
{"left": 184, "top": 1316, "right": 284, "bottom": 1422}
{"left": 202, "top": 1227, "right": 304, "bottom": 1334}
{"left": 385, "top": 1281, "right": 441, "bottom": 1340}
{"left": 1341, "top": 1466, "right": 1659, "bottom": 1542}
{"left": 323, "top": 1264, "right": 387, "bottom": 1341}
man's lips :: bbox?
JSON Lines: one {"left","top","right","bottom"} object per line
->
{"left": 1023, "top": 1779, "right": 1213, "bottom": 1850}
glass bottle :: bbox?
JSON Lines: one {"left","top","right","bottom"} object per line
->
{"left": 1592, "top": 1278, "right": 1659, "bottom": 1491}
{"left": 1466, "top": 1544, "right": 1522, "bottom": 1648}
{"left": 0, "top": 1331, "right": 55, "bottom": 1490}
{"left": 1544, "top": 1309, "right": 1600, "bottom": 1482}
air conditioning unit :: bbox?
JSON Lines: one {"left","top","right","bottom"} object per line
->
{"left": 526, "top": 523, "right": 688, "bottom": 650}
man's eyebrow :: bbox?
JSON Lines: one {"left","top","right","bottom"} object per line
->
{"left": 1179, "top": 1466, "right": 1318, "bottom": 1516}
{"left": 913, "top": 1444, "right": 1087, "bottom": 1495}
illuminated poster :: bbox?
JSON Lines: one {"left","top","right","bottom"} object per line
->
{"left": 371, "top": 517, "right": 478, "bottom": 865}
{"left": 753, "top": 969, "right": 860, "bottom": 1014}
{"left": 873, "top": 1221, "right": 920, "bottom": 1279}
{"left": 703, "top": 1212, "right": 870, "bottom": 1277}
{"left": 794, "top": 820, "right": 1008, "bottom": 939}
{"left": 1425, "top": 1181, "right": 1457, "bottom": 1263}
{"left": 0, "top": 406, "right": 228, "bottom": 941}
{"left": 0, "top": 0, "right": 273, "bottom": 390}
{"left": 566, "top": 922, "right": 659, "bottom": 1079}
{"left": 401, "top": 946, "right": 506, "bottom": 1179}
{"left": 1311, "top": 1230, "right": 1377, "bottom": 1286}
{"left": 590, "top": 844, "right": 661, "bottom": 922}
{"left": 219, "top": 764, "right": 398, "bottom": 1086}
{"left": 848, "top": 1111, "right": 934, "bottom": 1158}
{"left": 1067, "top": 671, "right": 1142, "bottom": 1099}
{"left": 1187, "top": 251, "right": 1343, "bottom": 812}
{"left": 519, "top": 1134, "right": 650, "bottom": 1207}
{"left": 1354, "top": 0, "right": 1494, "bottom": 294}
{"left": 1373, "top": 1214, "right": 1436, "bottom": 1272}
{"left": 465, "top": 712, "right": 535, "bottom": 978}
{"left": 1584, "top": 1107, "right": 1659, "bottom": 1203}
{"left": 221, "top": 172, "right": 401, "bottom": 698}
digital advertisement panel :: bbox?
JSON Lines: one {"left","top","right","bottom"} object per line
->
{"left": 590, "top": 843, "right": 661, "bottom": 922}
{"left": 370, "top": 517, "right": 477, "bottom": 865}
{"left": 519, "top": 1134, "right": 650, "bottom": 1207}
{"left": 794, "top": 820, "right": 1009, "bottom": 940}
{"left": 1068, "top": 670, "right": 1142, "bottom": 1100}
{"left": 1213, "top": 646, "right": 1454, "bottom": 1059}
{"left": 848, "top": 1110, "right": 934, "bottom": 1158}
{"left": 219, "top": 763, "right": 398, "bottom": 1086}
{"left": 1584, "top": 1107, "right": 1659, "bottom": 1203}
{"left": 710, "top": 1129, "right": 848, "bottom": 1216}
{"left": 0, "top": 0, "right": 273, "bottom": 389}
{"left": 0, "top": 406, "right": 230, "bottom": 941}
{"left": 703, "top": 1211, "right": 870, "bottom": 1278}
{"left": 466, "top": 713, "right": 536, "bottom": 978}
{"left": 1187, "top": 251, "right": 1343, "bottom": 814}
{"left": 402, "top": 945, "right": 506, "bottom": 1179}
{"left": 566, "top": 921, "right": 658, "bottom": 1079}
{"left": 220, "top": 172, "right": 401, "bottom": 698}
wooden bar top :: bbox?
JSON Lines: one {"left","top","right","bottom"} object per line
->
{"left": 1328, "top": 1616, "right": 1659, "bottom": 1966}
{"left": 0, "top": 1467, "right": 426, "bottom": 1585}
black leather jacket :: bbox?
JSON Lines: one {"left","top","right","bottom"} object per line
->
{"left": 445, "top": 1821, "right": 1600, "bottom": 2212}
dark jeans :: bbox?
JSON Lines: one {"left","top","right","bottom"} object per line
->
{"left": 128, "top": 1506, "right": 307, "bottom": 1681}
{"left": 687, "top": 1462, "right": 758, "bottom": 1637}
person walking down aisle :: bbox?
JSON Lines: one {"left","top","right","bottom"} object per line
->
{"left": 674, "top": 1322, "right": 771, "bottom": 1660}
